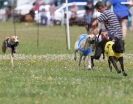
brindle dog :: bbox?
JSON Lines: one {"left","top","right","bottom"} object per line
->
{"left": 2, "top": 36, "right": 19, "bottom": 56}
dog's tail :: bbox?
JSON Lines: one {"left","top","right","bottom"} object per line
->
{"left": 2, "top": 40, "right": 7, "bottom": 53}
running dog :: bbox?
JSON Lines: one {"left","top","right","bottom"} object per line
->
{"left": 2, "top": 35, "right": 19, "bottom": 56}
{"left": 91, "top": 29, "right": 108, "bottom": 68}
{"left": 93, "top": 30, "right": 127, "bottom": 76}
{"left": 104, "top": 38, "right": 127, "bottom": 76}
{"left": 74, "top": 33, "right": 95, "bottom": 69}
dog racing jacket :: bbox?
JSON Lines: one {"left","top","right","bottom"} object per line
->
{"left": 77, "top": 34, "right": 93, "bottom": 56}
{"left": 104, "top": 41, "right": 123, "bottom": 58}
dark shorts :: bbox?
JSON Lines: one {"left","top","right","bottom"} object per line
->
{"left": 112, "top": 38, "right": 124, "bottom": 53}
{"left": 118, "top": 16, "right": 128, "bottom": 21}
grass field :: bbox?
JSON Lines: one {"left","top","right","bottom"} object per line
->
{"left": 0, "top": 22, "right": 133, "bottom": 104}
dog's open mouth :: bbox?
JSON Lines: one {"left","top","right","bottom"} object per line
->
{"left": 14, "top": 42, "right": 19, "bottom": 47}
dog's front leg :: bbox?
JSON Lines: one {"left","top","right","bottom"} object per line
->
{"left": 102, "top": 51, "right": 105, "bottom": 59}
{"left": 87, "top": 56, "right": 92, "bottom": 69}
{"left": 108, "top": 59, "right": 112, "bottom": 72}
{"left": 79, "top": 54, "right": 83, "bottom": 66}
{"left": 118, "top": 57, "right": 127, "bottom": 76}
{"left": 83, "top": 56, "right": 86, "bottom": 68}
{"left": 74, "top": 50, "right": 78, "bottom": 61}
{"left": 91, "top": 56, "right": 94, "bottom": 68}
{"left": 109, "top": 56, "right": 121, "bottom": 74}
{"left": 11, "top": 47, "right": 15, "bottom": 57}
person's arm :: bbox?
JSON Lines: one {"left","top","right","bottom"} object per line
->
{"left": 92, "top": 11, "right": 109, "bottom": 27}
{"left": 97, "top": 12, "right": 108, "bottom": 22}
{"left": 121, "top": 0, "right": 133, "bottom": 6}
{"left": 129, "top": 1, "right": 133, "bottom": 6}
{"left": 92, "top": 19, "right": 99, "bottom": 27}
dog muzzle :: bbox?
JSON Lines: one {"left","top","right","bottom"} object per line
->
{"left": 14, "top": 42, "right": 19, "bottom": 47}
{"left": 8, "top": 42, "right": 19, "bottom": 47}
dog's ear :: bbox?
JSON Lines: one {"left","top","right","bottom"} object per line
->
{"left": 2, "top": 41, "right": 7, "bottom": 53}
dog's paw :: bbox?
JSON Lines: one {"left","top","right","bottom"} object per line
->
{"left": 74, "top": 57, "right": 77, "bottom": 61}
{"left": 87, "top": 65, "right": 92, "bottom": 70}
{"left": 123, "top": 72, "right": 127, "bottom": 76}
{"left": 117, "top": 70, "right": 121, "bottom": 74}
{"left": 13, "top": 50, "right": 16, "bottom": 53}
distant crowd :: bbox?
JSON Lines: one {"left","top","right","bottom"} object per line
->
{"left": 0, "top": 0, "right": 133, "bottom": 33}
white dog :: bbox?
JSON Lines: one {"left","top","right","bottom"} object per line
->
{"left": 74, "top": 33, "right": 95, "bottom": 69}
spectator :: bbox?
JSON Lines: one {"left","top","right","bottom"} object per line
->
{"left": 70, "top": 4, "right": 78, "bottom": 20}
{"left": 49, "top": 3, "right": 56, "bottom": 25}
{"left": 84, "top": 0, "right": 94, "bottom": 33}
{"left": 40, "top": 9, "right": 48, "bottom": 25}
{"left": 93, "top": 1, "right": 124, "bottom": 53}
{"left": 29, "top": 8, "right": 35, "bottom": 20}
{"left": 5, "top": 6, "right": 12, "bottom": 21}
{"left": 33, "top": 1, "right": 41, "bottom": 11}
{"left": 106, "top": 0, "right": 133, "bottom": 39}
{"left": 129, "top": 0, "right": 133, "bottom": 31}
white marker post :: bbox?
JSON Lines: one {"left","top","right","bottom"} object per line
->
{"left": 65, "top": 0, "right": 71, "bottom": 50}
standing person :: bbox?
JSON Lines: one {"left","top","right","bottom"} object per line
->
{"left": 129, "top": 0, "right": 133, "bottom": 31}
{"left": 69, "top": 4, "right": 78, "bottom": 25}
{"left": 84, "top": 0, "right": 94, "bottom": 33}
{"left": 40, "top": 9, "right": 48, "bottom": 25}
{"left": 106, "top": 0, "right": 133, "bottom": 38}
{"left": 92, "top": 1, "right": 124, "bottom": 53}
{"left": 49, "top": 3, "right": 56, "bottom": 25}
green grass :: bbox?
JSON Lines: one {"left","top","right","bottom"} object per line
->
{"left": 0, "top": 22, "right": 86, "bottom": 54}
{"left": 0, "top": 22, "right": 133, "bottom": 104}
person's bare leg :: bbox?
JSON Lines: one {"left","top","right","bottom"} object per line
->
{"left": 121, "top": 19, "right": 128, "bottom": 39}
